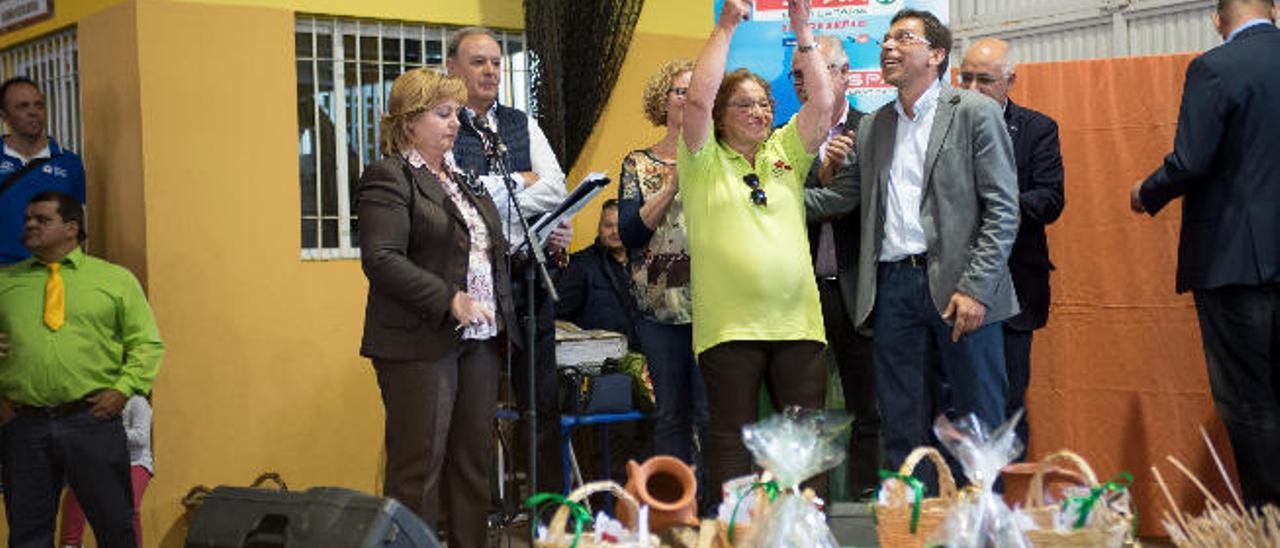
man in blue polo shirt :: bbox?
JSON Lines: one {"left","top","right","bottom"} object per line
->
{"left": 0, "top": 76, "right": 85, "bottom": 265}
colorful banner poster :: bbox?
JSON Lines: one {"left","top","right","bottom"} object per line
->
{"left": 715, "top": 0, "right": 949, "bottom": 119}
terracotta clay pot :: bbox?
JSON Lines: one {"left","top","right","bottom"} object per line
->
{"left": 616, "top": 455, "right": 699, "bottom": 532}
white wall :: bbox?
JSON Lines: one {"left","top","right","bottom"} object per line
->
{"left": 951, "top": 0, "right": 1224, "bottom": 62}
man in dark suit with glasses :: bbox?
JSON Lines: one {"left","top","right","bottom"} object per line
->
{"left": 958, "top": 37, "right": 1065, "bottom": 460}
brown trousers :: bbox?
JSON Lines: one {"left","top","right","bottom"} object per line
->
{"left": 374, "top": 339, "right": 500, "bottom": 548}
{"left": 698, "top": 340, "right": 827, "bottom": 506}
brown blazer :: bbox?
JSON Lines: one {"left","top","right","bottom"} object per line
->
{"left": 357, "top": 156, "right": 518, "bottom": 362}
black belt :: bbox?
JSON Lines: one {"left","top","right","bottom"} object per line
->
{"left": 890, "top": 253, "right": 928, "bottom": 269}
{"left": 13, "top": 398, "right": 93, "bottom": 418}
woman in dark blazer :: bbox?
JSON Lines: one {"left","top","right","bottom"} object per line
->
{"left": 357, "top": 67, "right": 516, "bottom": 548}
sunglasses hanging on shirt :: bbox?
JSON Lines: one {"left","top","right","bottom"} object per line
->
{"left": 742, "top": 173, "right": 767, "bottom": 207}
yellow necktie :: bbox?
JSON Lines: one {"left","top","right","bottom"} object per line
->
{"left": 44, "top": 261, "right": 64, "bottom": 331}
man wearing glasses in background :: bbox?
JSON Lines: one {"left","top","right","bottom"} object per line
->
{"left": 957, "top": 38, "right": 1065, "bottom": 461}
{"left": 807, "top": 9, "right": 1020, "bottom": 488}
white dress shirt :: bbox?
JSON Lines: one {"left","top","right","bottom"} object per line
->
{"left": 880, "top": 79, "right": 941, "bottom": 262}
{"left": 449, "top": 104, "right": 568, "bottom": 252}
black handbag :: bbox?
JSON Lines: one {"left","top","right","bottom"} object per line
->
{"left": 557, "top": 361, "right": 634, "bottom": 415}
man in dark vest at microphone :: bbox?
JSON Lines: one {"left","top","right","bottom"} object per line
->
{"left": 446, "top": 26, "right": 570, "bottom": 495}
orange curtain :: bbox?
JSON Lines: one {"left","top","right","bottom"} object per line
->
{"left": 1010, "top": 53, "right": 1235, "bottom": 535}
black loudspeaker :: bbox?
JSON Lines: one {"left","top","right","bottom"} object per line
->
{"left": 185, "top": 486, "right": 440, "bottom": 548}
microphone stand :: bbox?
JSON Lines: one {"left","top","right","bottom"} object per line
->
{"left": 474, "top": 117, "right": 558, "bottom": 544}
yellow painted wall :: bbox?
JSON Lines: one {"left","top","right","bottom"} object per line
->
{"left": 128, "top": 3, "right": 380, "bottom": 545}
{"left": 565, "top": 0, "right": 711, "bottom": 251}
{"left": 79, "top": 2, "right": 149, "bottom": 284}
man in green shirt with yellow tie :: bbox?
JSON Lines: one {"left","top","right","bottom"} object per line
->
{"left": 0, "top": 191, "right": 163, "bottom": 548}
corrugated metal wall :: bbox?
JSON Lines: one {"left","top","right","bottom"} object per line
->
{"left": 951, "top": 0, "right": 1223, "bottom": 63}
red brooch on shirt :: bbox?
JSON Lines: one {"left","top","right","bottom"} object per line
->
{"left": 771, "top": 159, "right": 793, "bottom": 178}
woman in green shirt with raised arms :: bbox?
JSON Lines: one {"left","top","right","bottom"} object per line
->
{"left": 679, "top": 0, "right": 836, "bottom": 505}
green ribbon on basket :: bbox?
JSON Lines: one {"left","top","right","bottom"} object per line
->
{"left": 726, "top": 480, "right": 780, "bottom": 544}
{"left": 870, "top": 469, "right": 926, "bottom": 534}
{"left": 1064, "top": 472, "right": 1134, "bottom": 530}
{"left": 524, "top": 492, "right": 593, "bottom": 548}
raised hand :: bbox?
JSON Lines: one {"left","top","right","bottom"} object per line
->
{"left": 721, "top": 0, "right": 751, "bottom": 26}
{"left": 788, "top": 0, "right": 813, "bottom": 28}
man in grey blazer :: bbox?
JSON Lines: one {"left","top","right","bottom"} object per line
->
{"left": 806, "top": 9, "right": 1020, "bottom": 483}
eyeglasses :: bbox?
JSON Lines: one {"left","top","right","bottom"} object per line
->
{"left": 743, "top": 173, "right": 767, "bottom": 207}
{"left": 670, "top": 86, "right": 689, "bottom": 97}
{"left": 788, "top": 63, "right": 842, "bottom": 81}
{"left": 958, "top": 72, "right": 1001, "bottom": 86}
{"left": 728, "top": 99, "right": 774, "bottom": 112}
{"left": 876, "top": 30, "right": 931, "bottom": 48}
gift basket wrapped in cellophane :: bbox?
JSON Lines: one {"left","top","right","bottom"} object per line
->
{"left": 873, "top": 446, "right": 961, "bottom": 548}
{"left": 716, "top": 407, "right": 850, "bottom": 548}
{"left": 528, "top": 481, "right": 660, "bottom": 548}
{"left": 1021, "top": 450, "right": 1135, "bottom": 548}
{"left": 930, "top": 411, "right": 1033, "bottom": 547}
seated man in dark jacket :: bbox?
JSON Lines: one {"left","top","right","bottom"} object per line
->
{"left": 557, "top": 199, "right": 640, "bottom": 349}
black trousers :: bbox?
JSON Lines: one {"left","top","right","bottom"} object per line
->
{"left": 1193, "top": 284, "right": 1280, "bottom": 508}
{"left": 374, "top": 340, "right": 501, "bottom": 548}
{"left": 1003, "top": 325, "right": 1033, "bottom": 461}
{"left": 698, "top": 340, "right": 826, "bottom": 507}
{"left": 818, "top": 278, "right": 881, "bottom": 494}
{"left": 1, "top": 409, "right": 136, "bottom": 548}
{"left": 509, "top": 266, "right": 563, "bottom": 495}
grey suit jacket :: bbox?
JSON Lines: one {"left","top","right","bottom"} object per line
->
{"left": 357, "top": 157, "right": 519, "bottom": 362}
{"left": 806, "top": 85, "right": 1020, "bottom": 332}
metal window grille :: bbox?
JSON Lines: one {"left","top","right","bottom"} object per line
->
{"left": 296, "top": 16, "right": 531, "bottom": 260}
{"left": 0, "top": 27, "right": 81, "bottom": 154}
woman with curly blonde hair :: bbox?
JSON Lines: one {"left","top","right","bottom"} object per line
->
{"left": 616, "top": 58, "right": 708, "bottom": 467}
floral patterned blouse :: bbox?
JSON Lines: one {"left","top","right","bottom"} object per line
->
{"left": 617, "top": 149, "right": 692, "bottom": 325}
{"left": 404, "top": 149, "right": 499, "bottom": 340}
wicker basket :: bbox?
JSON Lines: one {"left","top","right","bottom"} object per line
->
{"left": 1022, "top": 450, "right": 1130, "bottom": 548}
{"left": 715, "top": 519, "right": 753, "bottom": 548}
{"left": 713, "top": 481, "right": 775, "bottom": 548}
{"left": 875, "top": 446, "right": 959, "bottom": 548}
{"left": 535, "top": 481, "right": 660, "bottom": 548}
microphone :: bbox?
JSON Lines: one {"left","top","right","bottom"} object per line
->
{"left": 469, "top": 111, "right": 506, "bottom": 155}
{"left": 467, "top": 110, "right": 511, "bottom": 185}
